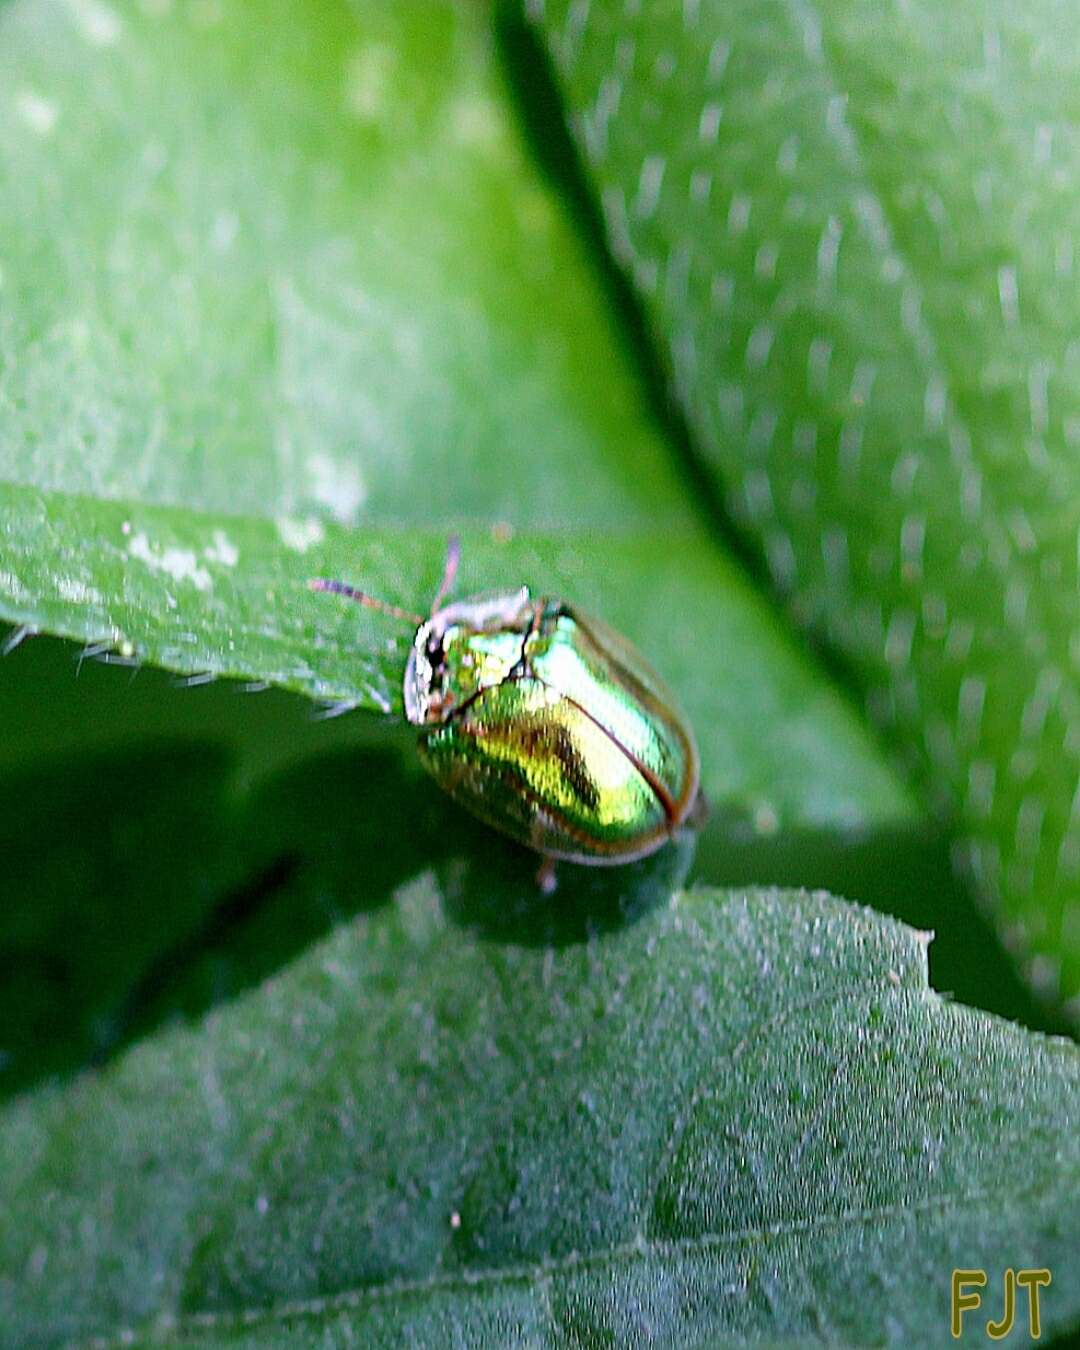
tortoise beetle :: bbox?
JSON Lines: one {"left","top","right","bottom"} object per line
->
{"left": 310, "top": 538, "right": 701, "bottom": 890}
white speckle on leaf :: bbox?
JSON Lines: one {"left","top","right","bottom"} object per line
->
{"left": 307, "top": 454, "right": 365, "bottom": 524}
{"left": 1034, "top": 122, "right": 1053, "bottom": 166}
{"left": 601, "top": 185, "right": 633, "bottom": 263}
{"left": 345, "top": 43, "right": 395, "bottom": 121}
{"left": 689, "top": 169, "right": 712, "bottom": 203}
{"left": 766, "top": 530, "right": 796, "bottom": 586}
{"left": 1027, "top": 362, "right": 1050, "bottom": 437}
{"left": 807, "top": 336, "right": 832, "bottom": 396}
{"left": 754, "top": 241, "right": 778, "bottom": 280}
{"left": 710, "top": 272, "right": 734, "bottom": 311}
{"left": 203, "top": 530, "right": 239, "bottom": 567}
{"left": 881, "top": 253, "right": 903, "bottom": 284}
{"left": 0, "top": 570, "right": 29, "bottom": 601}
{"left": 923, "top": 374, "right": 947, "bottom": 432}
{"left": 890, "top": 450, "right": 921, "bottom": 498}
{"left": 65, "top": 0, "right": 123, "bottom": 45}
{"left": 1007, "top": 508, "right": 1037, "bottom": 555}
{"left": 945, "top": 619, "right": 975, "bottom": 663}
{"left": 1004, "top": 577, "right": 1029, "bottom": 629}
{"left": 16, "top": 91, "right": 58, "bottom": 136}
{"left": 816, "top": 216, "right": 842, "bottom": 296}
{"left": 449, "top": 95, "right": 504, "bottom": 153}
{"left": 958, "top": 675, "right": 987, "bottom": 743}
{"left": 960, "top": 464, "right": 982, "bottom": 519}
{"left": 923, "top": 592, "right": 948, "bottom": 641}
{"left": 707, "top": 37, "right": 730, "bottom": 81}
{"left": 276, "top": 515, "right": 326, "bottom": 553}
{"left": 744, "top": 468, "right": 774, "bottom": 519}
{"left": 727, "top": 194, "right": 751, "bottom": 235}
{"left": 966, "top": 760, "right": 996, "bottom": 819}
{"left": 634, "top": 256, "right": 659, "bottom": 297}
{"left": 884, "top": 608, "right": 915, "bottom": 669}
{"left": 583, "top": 74, "right": 622, "bottom": 162}
{"left": 753, "top": 802, "right": 779, "bottom": 835}
{"left": 634, "top": 154, "right": 665, "bottom": 219}
{"left": 792, "top": 0, "right": 823, "bottom": 57}
{"left": 128, "top": 533, "right": 211, "bottom": 591}
{"left": 900, "top": 515, "right": 926, "bottom": 583}
{"left": 210, "top": 210, "right": 239, "bottom": 252}
{"left": 998, "top": 263, "right": 1020, "bottom": 327}
{"left": 850, "top": 359, "right": 878, "bottom": 407}
{"left": 699, "top": 101, "right": 723, "bottom": 143}
{"left": 745, "top": 323, "right": 774, "bottom": 372}
{"left": 777, "top": 134, "right": 799, "bottom": 174}
{"left": 56, "top": 578, "right": 103, "bottom": 605}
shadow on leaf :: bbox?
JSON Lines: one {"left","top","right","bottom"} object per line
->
{"left": 2, "top": 737, "right": 1066, "bottom": 1103}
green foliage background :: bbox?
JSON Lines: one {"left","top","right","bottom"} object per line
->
{"left": 0, "top": 0, "right": 1077, "bottom": 1345}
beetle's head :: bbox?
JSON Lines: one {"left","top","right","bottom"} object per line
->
{"left": 403, "top": 587, "right": 532, "bottom": 726}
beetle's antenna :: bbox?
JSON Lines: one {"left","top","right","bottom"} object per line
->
{"left": 308, "top": 578, "right": 424, "bottom": 626}
{"left": 430, "top": 534, "right": 460, "bottom": 616}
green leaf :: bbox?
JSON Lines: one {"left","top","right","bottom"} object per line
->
{"left": 3, "top": 5, "right": 1075, "bottom": 1345}
{"left": 530, "top": 0, "right": 1080, "bottom": 1015}
{"left": 0, "top": 641, "right": 1052, "bottom": 1105}
{"left": 0, "top": 0, "right": 685, "bottom": 530}
{"left": 0, "top": 508, "right": 913, "bottom": 833}
{"left": 0, "top": 0, "right": 916, "bottom": 835}
{"left": 2, "top": 884, "right": 1078, "bottom": 1346}
{"left": 0, "top": 742, "right": 247, "bottom": 1096}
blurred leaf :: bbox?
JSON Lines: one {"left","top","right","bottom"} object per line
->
{"left": 0, "top": 0, "right": 685, "bottom": 529}
{"left": 2, "top": 886, "right": 1078, "bottom": 1346}
{"left": 0, "top": 0, "right": 914, "bottom": 835}
{"left": 530, "top": 0, "right": 1080, "bottom": 1016}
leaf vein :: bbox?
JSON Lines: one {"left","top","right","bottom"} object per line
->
{"left": 75, "top": 1182, "right": 1052, "bottom": 1348}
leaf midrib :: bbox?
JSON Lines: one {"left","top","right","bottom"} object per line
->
{"left": 70, "top": 965, "right": 1068, "bottom": 1350}
{"left": 76, "top": 1181, "right": 1063, "bottom": 1348}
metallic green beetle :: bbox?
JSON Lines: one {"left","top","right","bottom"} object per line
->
{"left": 311, "top": 538, "right": 701, "bottom": 887}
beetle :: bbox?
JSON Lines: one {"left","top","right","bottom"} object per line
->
{"left": 310, "top": 537, "right": 701, "bottom": 891}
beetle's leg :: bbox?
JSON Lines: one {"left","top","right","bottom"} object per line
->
{"left": 686, "top": 787, "right": 710, "bottom": 828}
{"left": 429, "top": 534, "right": 461, "bottom": 615}
{"left": 535, "top": 855, "right": 558, "bottom": 896}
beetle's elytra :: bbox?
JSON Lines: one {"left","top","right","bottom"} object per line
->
{"left": 310, "top": 538, "right": 701, "bottom": 882}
